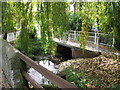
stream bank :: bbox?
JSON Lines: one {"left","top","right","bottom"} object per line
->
{"left": 58, "top": 53, "right": 120, "bottom": 88}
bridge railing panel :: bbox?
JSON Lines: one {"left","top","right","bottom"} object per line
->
{"left": 98, "top": 33, "right": 114, "bottom": 47}
{"left": 55, "top": 30, "right": 114, "bottom": 49}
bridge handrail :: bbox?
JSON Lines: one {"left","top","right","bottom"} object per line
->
{"left": 22, "top": 70, "right": 44, "bottom": 89}
{"left": 61, "top": 30, "right": 114, "bottom": 47}
{"left": 69, "top": 30, "right": 113, "bottom": 36}
{"left": 18, "top": 51, "right": 78, "bottom": 89}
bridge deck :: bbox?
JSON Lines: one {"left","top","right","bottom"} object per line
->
{"left": 53, "top": 38, "right": 120, "bottom": 58}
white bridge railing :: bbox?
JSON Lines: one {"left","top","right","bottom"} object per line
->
{"left": 1, "top": 30, "right": 115, "bottom": 50}
{"left": 54, "top": 30, "right": 115, "bottom": 50}
{"left": 0, "top": 31, "right": 20, "bottom": 42}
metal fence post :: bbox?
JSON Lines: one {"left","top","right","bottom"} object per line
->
{"left": 68, "top": 33, "right": 70, "bottom": 42}
{"left": 74, "top": 31, "right": 77, "bottom": 41}
{"left": 96, "top": 33, "right": 99, "bottom": 52}
{"left": 112, "top": 34, "right": 115, "bottom": 47}
{"left": 59, "top": 34, "right": 61, "bottom": 41}
{"left": 95, "top": 32, "right": 97, "bottom": 44}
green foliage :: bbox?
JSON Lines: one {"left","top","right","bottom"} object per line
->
{"left": 63, "top": 66, "right": 88, "bottom": 88}
{"left": 79, "top": 3, "right": 89, "bottom": 54}
{"left": 111, "top": 84, "right": 120, "bottom": 90}
{"left": 42, "top": 84, "right": 59, "bottom": 90}
{"left": 51, "top": 2, "right": 69, "bottom": 34}
{"left": 15, "top": 37, "right": 44, "bottom": 59}
{"left": 36, "top": 2, "right": 68, "bottom": 54}
{"left": 28, "top": 38, "right": 44, "bottom": 56}
{"left": 63, "top": 66, "right": 118, "bottom": 88}
{"left": 76, "top": 2, "right": 120, "bottom": 50}
{"left": 2, "top": 2, "right": 16, "bottom": 40}
{"left": 108, "top": 2, "right": 120, "bottom": 50}
{"left": 29, "top": 28, "right": 37, "bottom": 39}
{"left": 2, "top": 1, "right": 120, "bottom": 54}
{"left": 69, "top": 12, "right": 82, "bottom": 31}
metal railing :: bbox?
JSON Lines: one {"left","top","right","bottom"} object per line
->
{"left": 1, "top": 30, "right": 115, "bottom": 52}
{"left": 54, "top": 30, "right": 115, "bottom": 50}
{"left": 0, "top": 31, "right": 20, "bottom": 42}
{"left": 1, "top": 30, "right": 114, "bottom": 48}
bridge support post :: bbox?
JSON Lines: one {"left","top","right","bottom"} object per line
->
{"left": 71, "top": 48, "right": 75, "bottom": 58}
{"left": 71, "top": 48, "right": 100, "bottom": 58}
{"left": 71, "top": 48, "right": 84, "bottom": 58}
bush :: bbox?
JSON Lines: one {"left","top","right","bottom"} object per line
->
{"left": 15, "top": 37, "right": 44, "bottom": 59}
{"left": 69, "top": 13, "right": 82, "bottom": 31}
{"left": 63, "top": 66, "right": 88, "bottom": 88}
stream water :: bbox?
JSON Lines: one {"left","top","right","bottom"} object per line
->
{"left": 28, "top": 60, "right": 59, "bottom": 85}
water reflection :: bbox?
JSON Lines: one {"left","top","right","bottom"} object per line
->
{"left": 28, "top": 60, "right": 58, "bottom": 85}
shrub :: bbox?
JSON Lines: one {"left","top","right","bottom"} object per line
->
{"left": 63, "top": 66, "right": 88, "bottom": 88}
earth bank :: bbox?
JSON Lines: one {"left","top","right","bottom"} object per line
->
{"left": 58, "top": 54, "right": 120, "bottom": 88}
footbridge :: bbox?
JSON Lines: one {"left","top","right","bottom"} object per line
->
{"left": 53, "top": 30, "right": 119, "bottom": 58}
{"left": 0, "top": 39, "right": 78, "bottom": 89}
{"left": 0, "top": 30, "right": 119, "bottom": 58}
{"left": 0, "top": 30, "right": 119, "bottom": 89}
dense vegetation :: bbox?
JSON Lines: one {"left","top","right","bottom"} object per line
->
{"left": 1, "top": 1, "right": 120, "bottom": 89}
{"left": 2, "top": 2, "right": 120, "bottom": 53}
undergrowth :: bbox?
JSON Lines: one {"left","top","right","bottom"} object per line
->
{"left": 63, "top": 66, "right": 120, "bottom": 89}
{"left": 15, "top": 38, "right": 44, "bottom": 60}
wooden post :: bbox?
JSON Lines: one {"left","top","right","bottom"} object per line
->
{"left": 22, "top": 70, "right": 44, "bottom": 89}
{"left": 20, "top": 59, "right": 29, "bottom": 88}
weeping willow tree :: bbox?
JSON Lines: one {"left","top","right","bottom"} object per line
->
{"left": 2, "top": 1, "right": 69, "bottom": 55}
{"left": 40, "top": 2, "right": 52, "bottom": 54}
{"left": 12, "top": 2, "right": 32, "bottom": 54}
{"left": 36, "top": 2, "right": 52, "bottom": 54}
{"left": 2, "top": 2, "right": 16, "bottom": 40}
{"left": 87, "top": 2, "right": 120, "bottom": 50}
{"left": 107, "top": 2, "right": 120, "bottom": 50}
{"left": 51, "top": 2, "right": 69, "bottom": 36}
{"left": 2, "top": 1, "right": 119, "bottom": 56}
{"left": 76, "top": 2, "right": 120, "bottom": 51}
{"left": 76, "top": 2, "right": 89, "bottom": 54}
{"left": 36, "top": 2, "right": 69, "bottom": 54}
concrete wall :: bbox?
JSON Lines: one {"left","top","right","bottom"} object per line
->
{"left": 71, "top": 48, "right": 100, "bottom": 58}
{"left": 1, "top": 39, "right": 25, "bottom": 88}
{"left": 0, "top": 39, "right": 2, "bottom": 89}
{"left": 56, "top": 44, "right": 100, "bottom": 59}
